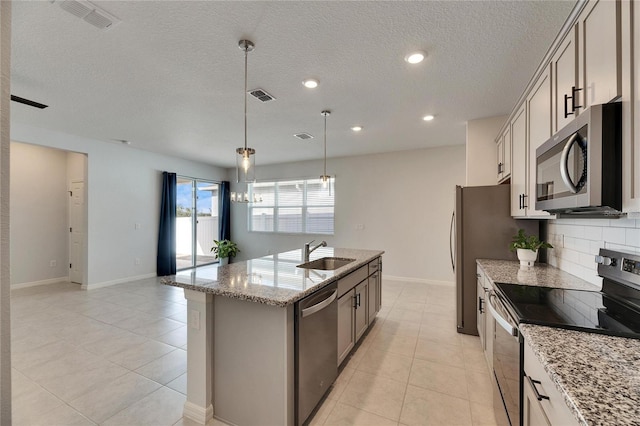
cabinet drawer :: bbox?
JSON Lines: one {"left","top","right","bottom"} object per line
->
{"left": 338, "top": 265, "right": 368, "bottom": 298}
{"left": 368, "top": 258, "right": 380, "bottom": 276}
{"left": 524, "top": 343, "right": 578, "bottom": 426}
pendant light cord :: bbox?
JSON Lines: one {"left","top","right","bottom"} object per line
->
{"left": 323, "top": 113, "right": 327, "bottom": 176}
{"left": 244, "top": 46, "right": 248, "bottom": 152}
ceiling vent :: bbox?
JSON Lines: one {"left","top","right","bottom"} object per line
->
{"left": 294, "top": 133, "right": 314, "bottom": 140}
{"left": 57, "top": 0, "right": 121, "bottom": 30}
{"left": 248, "top": 89, "right": 276, "bottom": 103}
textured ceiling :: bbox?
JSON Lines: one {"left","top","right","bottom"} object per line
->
{"left": 11, "top": 1, "right": 576, "bottom": 167}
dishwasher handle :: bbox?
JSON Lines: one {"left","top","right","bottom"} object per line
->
{"left": 301, "top": 290, "right": 337, "bottom": 318}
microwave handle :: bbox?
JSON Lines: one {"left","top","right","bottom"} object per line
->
{"left": 560, "top": 132, "right": 588, "bottom": 194}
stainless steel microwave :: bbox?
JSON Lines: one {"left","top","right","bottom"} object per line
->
{"left": 535, "top": 102, "right": 622, "bottom": 216}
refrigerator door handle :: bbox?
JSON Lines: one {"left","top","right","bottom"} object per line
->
{"left": 449, "top": 210, "right": 456, "bottom": 272}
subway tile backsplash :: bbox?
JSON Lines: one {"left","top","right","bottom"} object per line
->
{"left": 547, "top": 218, "right": 640, "bottom": 288}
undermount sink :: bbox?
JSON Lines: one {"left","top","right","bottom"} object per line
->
{"left": 297, "top": 257, "right": 356, "bottom": 271}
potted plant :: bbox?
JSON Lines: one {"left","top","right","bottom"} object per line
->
{"left": 509, "top": 229, "right": 553, "bottom": 267}
{"left": 211, "top": 239, "right": 240, "bottom": 265}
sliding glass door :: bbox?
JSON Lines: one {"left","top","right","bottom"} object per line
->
{"left": 176, "top": 177, "right": 219, "bottom": 270}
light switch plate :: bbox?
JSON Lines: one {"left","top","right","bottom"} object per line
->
{"left": 190, "top": 310, "right": 200, "bottom": 330}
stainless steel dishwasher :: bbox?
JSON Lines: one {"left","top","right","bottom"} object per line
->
{"left": 295, "top": 281, "right": 338, "bottom": 426}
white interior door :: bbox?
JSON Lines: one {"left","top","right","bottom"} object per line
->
{"left": 69, "top": 181, "right": 85, "bottom": 284}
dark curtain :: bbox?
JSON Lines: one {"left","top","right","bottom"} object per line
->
{"left": 157, "top": 172, "right": 177, "bottom": 276}
{"left": 219, "top": 181, "right": 231, "bottom": 241}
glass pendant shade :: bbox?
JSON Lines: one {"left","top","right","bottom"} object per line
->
{"left": 236, "top": 147, "right": 256, "bottom": 183}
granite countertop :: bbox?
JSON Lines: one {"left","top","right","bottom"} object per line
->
{"left": 162, "top": 247, "right": 384, "bottom": 307}
{"left": 520, "top": 324, "right": 640, "bottom": 426}
{"left": 476, "top": 259, "right": 599, "bottom": 291}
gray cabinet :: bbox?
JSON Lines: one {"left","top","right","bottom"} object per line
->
{"left": 337, "top": 291, "right": 355, "bottom": 365}
{"left": 337, "top": 257, "right": 382, "bottom": 366}
{"left": 476, "top": 275, "right": 486, "bottom": 351}
{"left": 354, "top": 280, "right": 369, "bottom": 342}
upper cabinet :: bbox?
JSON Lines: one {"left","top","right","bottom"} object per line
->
{"left": 579, "top": 0, "right": 621, "bottom": 109}
{"left": 511, "top": 104, "right": 528, "bottom": 216}
{"left": 622, "top": 0, "right": 640, "bottom": 212}
{"left": 552, "top": 26, "right": 578, "bottom": 133}
{"left": 496, "top": 126, "right": 511, "bottom": 183}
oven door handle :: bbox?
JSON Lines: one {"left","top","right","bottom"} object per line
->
{"left": 560, "top": 132, "right": 588, "bottom": 194}
{"left": 487, "top": 292, "right": 518, "bottom": 337}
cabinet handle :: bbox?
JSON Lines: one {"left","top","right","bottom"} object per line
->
{"left": 478, "top": 296, "right": 484, "bottom": 314}
{"left": 563, "top": 93, "right": 572, "bottom": 118}
{"left": 476, "top": 273, "right": 481, "bottom": 278}
{"left": 353, "top": 294, "right": 358, "bottom": 309}
{"left": 522, "top": 194, "right": 528, "bottom": 208}
{"left": 571, "top": 86, "right": 583, "bottom": 112}
{"left": 497, "top": 162, "right": 503, "bottom": 174}
{"left": 527, "top": 376, "right": 550, "bottom": 401}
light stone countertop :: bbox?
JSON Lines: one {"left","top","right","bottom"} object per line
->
{"left": 477, "top": 259, "right": 638, "bottom": 425}
{"left": 162, "top": 247, "right": 384, "bottom": 307}
{"left": 476, "top": 258, "right": 599, "bottom": 291}
{"left": 519, "top": 324, "right": 640, "bottom": 426}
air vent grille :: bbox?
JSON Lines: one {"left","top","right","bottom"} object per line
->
{"left": 294, "top": 133, "right": 314, "bottom": 140}
{"left": 249, "top": 89, "right": 276, "bottom": 102}
{"left": 58, "top": 0, "right": 121, "bottom": 30}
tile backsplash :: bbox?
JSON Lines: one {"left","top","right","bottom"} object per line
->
{"left": 547, "top": 218, "right": 640, "bottom": 288}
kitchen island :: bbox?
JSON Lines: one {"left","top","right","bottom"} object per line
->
{"left": 162, "top": 247, "right": 383, "bottom": 425}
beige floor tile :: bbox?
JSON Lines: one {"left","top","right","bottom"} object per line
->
{"left": 386, "top": 308, "right": 424, "bottom": 324}
{"left": 464, "top": 348, "right": 491, "bottom": 374}
{"left": 409, "top": 358, "right": 469, "bottom": 400}
{"left": 23, "top": 404, "right": 96, "bottom": 426}
{"left": 326, "top": 366, "right": 356, "bottom": 400}
{"left": 400, "top": 385, "right": 473, "bottom": 426}
{"left": 11, "top": 370, "right": 65, "bottom": 425}
{"left": 135, "top": 348, "right": 187, "bottom": 385}
{"left": 369, "top": 331, "right": 417, "bottom": 357}
{"left": 81, "top": 329, "right": 148, "bottom": 357}
{"left": 356, "top": 348, "right": 413, "bottom": 383}
{"left": 103, "top": 387, "right": 186, "bottom": 426}
{"left": 377, "top": 318, "right": 421, "bottom": 338}
{"left": 167, "top": 373, "right": 187, "bottom": 395}
{"left": 414, "top": 338, "right": 465, "bottom": 368}
{"left": 106, "top": 338, "right": 175, "bottom": 370}
{"left": 470, "top": 401, "right": 498, "bottom": 426}
{"left": 338, "top": 370, "right": 406, "bottom": 421}
{"left": 460, "top": 333, "right": 483, "bottom": 352}
{"left": 69, "top": 372, "right": 161, "bottom": 423}
{"left": 423, "top": 302, "right": 456, "bottom": 315}
{"left": 112, "top": 311, "right": 162, "bottom": 331}
{"left": 132, "top": 318, "right": 185, "bottom": 338}
{"left": 309, "top": 397, "right": 337, "bottom": 425}
{"left": 172, "top": 417, "right": 227, "bottom": 426}
{"left": 466, "top": 370, "right": 494, "bottom": 405}
{"left": 11, "top": 340, "right": 78, "bottom": 371}
{"left": 418, "top": 325, "right": 462, "bottom": 346}
{"left": 155, "top": 325, "right": 188, "bottom": 347}
{"left": 325, "top": 401, "right": 399, "bottom": 426}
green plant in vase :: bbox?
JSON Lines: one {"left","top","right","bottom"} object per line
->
{"left": 509, "top": 229, "right": 553, "bottom": 267}
{"left": 211, "top": 239, "right": 240, "bottom": 265}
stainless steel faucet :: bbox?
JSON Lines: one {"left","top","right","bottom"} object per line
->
{"left": 303, "top": 240, "right": 327, "bottom": 262}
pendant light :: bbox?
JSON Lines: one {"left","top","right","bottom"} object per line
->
{"left": 320, "top": 110, "right": 332, "bottom": 191}
{"left": 236, "top": 39, "right": 256, "bottom": 184}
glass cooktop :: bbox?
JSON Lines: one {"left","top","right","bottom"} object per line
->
{"left": 495, "top": 283, "right": 640, "bottom": 339}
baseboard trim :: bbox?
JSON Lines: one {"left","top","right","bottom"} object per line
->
{"left": 82, "top": 272, "right": 156, "bottom": 290}
{"left": 11, "top": 276, "right": 69, "bottom": 290}
{"left": 382, "top": 274, "right": 454, "bottom": 286}
{"left": 183, "top": 401, "right": 214, "bottom": 424}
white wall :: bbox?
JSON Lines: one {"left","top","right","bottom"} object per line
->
{"left": 466, "top": 115, "right": 506, "bottom": 186}
{"left": 11, "top": 124, "right": 227, "bottom": 288}
{"left": 10, "top": 142, "right": 70, "bottom": 286}
{"left": 230, "top": 145, "right": 466, "bottom": 284}
{"left": 547, "top": 217, "right": 640, "bottom": 288}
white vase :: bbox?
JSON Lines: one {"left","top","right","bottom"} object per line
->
{"left": 517, "top": 248, "right": 538, "bottom": 267}
{"left": 219, "top": 257, "right": 229, "bottom": 266}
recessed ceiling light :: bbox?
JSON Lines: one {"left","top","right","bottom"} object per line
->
{"left": 351, "top": 126, "right": 363, "bottom": 132}
{"left": 405, "top": 51, "right": 426, "bottom": 64}
{"left": 423, "top": 115, "right": 435, "bottom": 121}
{"left": 302, "top": 79, "right": 319, "bottom": 89}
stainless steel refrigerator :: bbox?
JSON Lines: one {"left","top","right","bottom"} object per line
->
{"left": 451, "top": 185, "right": 538, "bottom": 335}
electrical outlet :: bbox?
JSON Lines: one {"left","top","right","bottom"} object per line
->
{"left": 135, "top": 223, "right": 141, "bottom": 230}
{"left": 190, "top": 310, "right": 200, "bottom": 330}
{"left": 135, "top": 258, "right": 140, "bottom": 265}
{"left": 355, "top": 224, "right": 365, "bottom": 230}
{"left": 49, "top": 260, "right": 57, "bottom": 267}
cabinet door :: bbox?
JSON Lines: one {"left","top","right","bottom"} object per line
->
{"left": 503, "top": 126, "right": 511, "bottom": 180}
{"left": 337, "top": 291, "right": 355, "bottom": 366}
{"left": 622, "top": 0, "right": 640, "bottom": 212}
{"left": 354, "top": 280, "right": 368, "bottom": 342}
{"left": 553, "top": 27, "right": 578, "bottom": 132}
{"left": 368, "top": 273, "right": 378, "bottom": 324}
{"left": 523, "top": 375, "right": 552, "bottom": 426}
{"left": 580, "top": 0, "right": 621, "bottom": 109}
{"left": 497, "top": 136, "right": 505, "bottom": 182}
{"left": 527, "top": 65, "right": 553, "bottom": 217}
{"left": 511, "top": 104, "right": 528, "bottom": 216}
{"left": 476, "top": 278, "right": 486, "bottom": 351}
